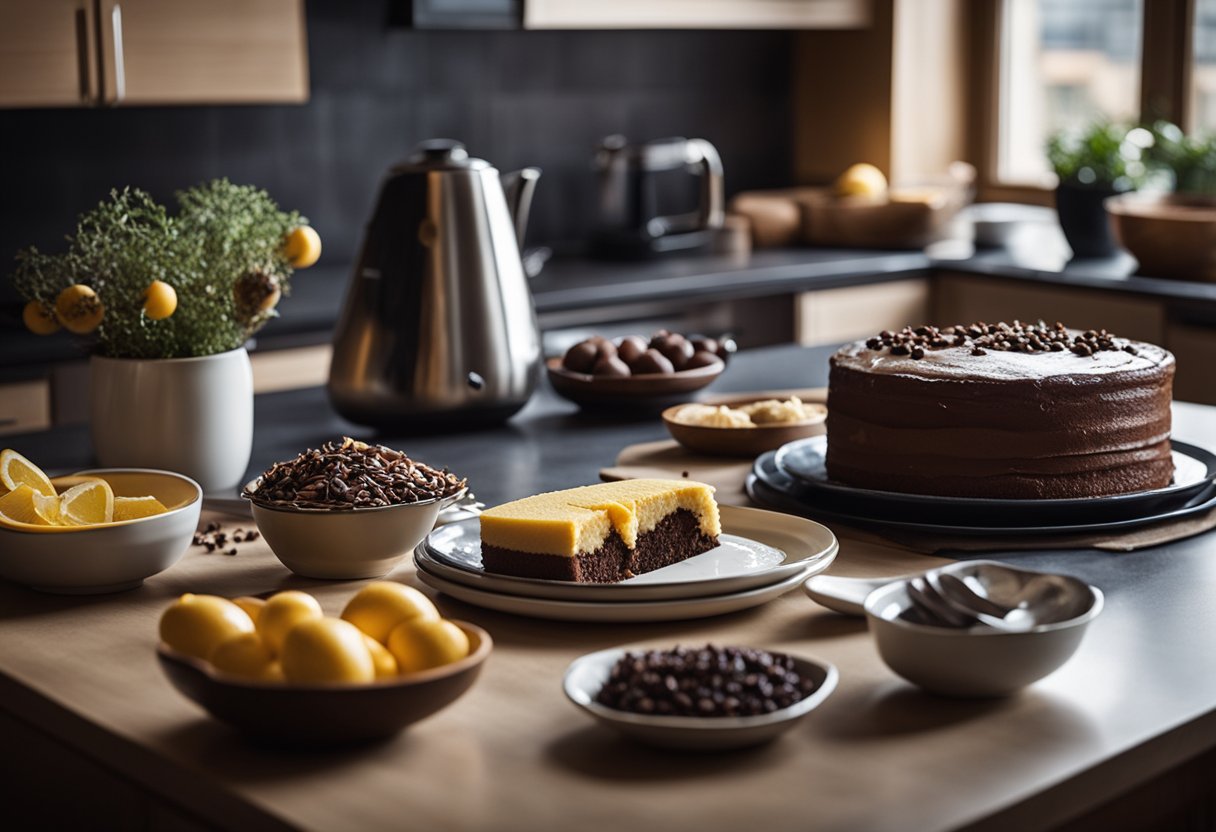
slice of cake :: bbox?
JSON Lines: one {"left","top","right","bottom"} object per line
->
{"left": 479, "top": 480, "right": 721, "bottom": 583}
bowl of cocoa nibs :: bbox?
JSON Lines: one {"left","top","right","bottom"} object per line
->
{"left": 563, "top": 644, "right": 838, "bottom": 751}
{"left": 242, "top": 437, "right": 467, "bottom": 580}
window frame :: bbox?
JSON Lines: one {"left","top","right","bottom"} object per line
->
{"left": 970, "top": 0, "right": 1195, "bottom": 203}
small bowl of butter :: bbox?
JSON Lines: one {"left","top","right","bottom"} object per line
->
{"left": 662, "top": 395, "right": 827, "bottom": 457}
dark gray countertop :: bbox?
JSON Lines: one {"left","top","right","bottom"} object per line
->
{"left": 5, "top": 222, "right": 1216, "bottom": 383}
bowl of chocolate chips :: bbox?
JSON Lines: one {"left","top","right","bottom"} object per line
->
{"left": 242, "top": 437, "right": 467, "bottom": 580}
{"left": 547, "top": 331, "right": 732, "bottom": 411}
{"left": 564, "top": 644, "right": 838, "bottom": 750}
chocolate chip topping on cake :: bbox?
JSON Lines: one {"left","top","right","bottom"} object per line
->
{"left": 863, "top": 321, "right": 1140, "bottom": 359}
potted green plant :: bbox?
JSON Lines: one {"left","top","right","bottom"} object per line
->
{"left": 11, "top": 181, "right": 321, "bottom": 492}
{"left": 1047, "top": 121, "right": 1151, "bottom": 257}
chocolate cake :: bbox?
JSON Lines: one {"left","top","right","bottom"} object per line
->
{"left": 825, "top": 322, "right": 1176, "bottom": 499}
{"left": 479, "top": 480, "right": 721, "bottom": 582}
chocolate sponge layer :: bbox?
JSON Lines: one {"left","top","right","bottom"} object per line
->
{"left": 480, "top": 509, "right": 718, "bottom": 583}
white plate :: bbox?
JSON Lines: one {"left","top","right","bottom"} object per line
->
{"left": 563, "top": 647, "right": 839, "bottom": 750}
{"left": 420, "top": 504, "right": 838, "bottom": 602}
{"left": 415, "top": 563, "right": 818, "bottom": 622}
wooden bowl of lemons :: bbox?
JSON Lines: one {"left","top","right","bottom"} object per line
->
{"left": 156, "top": 583, "right": 492, "bottom": 746}
{"left": 0, "top": 450, "right": 201, "bottom": 594}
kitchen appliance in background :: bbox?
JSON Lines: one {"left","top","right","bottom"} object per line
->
{"left": 590, "top": 135, "right": 725, "bottom": 259}
{"left": 327, "top": 140, "right": 542, "bottom": 428}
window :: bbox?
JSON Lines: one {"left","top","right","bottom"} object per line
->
{"left": 1193, "top": 0, "right": 1216, "bottom": 132}
{"left": 997, "top": 0, "right": 1144, "bottom": 186}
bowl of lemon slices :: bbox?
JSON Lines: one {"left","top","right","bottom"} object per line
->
{"left": 0, "top": 449, "right": 202, "bottom": 594}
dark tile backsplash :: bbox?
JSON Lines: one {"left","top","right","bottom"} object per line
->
{"left": 0, "top": 0, "right": 793, "bottom": 303}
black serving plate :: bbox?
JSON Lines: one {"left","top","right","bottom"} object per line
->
{"left": 772, "top": 436, "right": 1216, "bottom": 527}
{"left": 748, "top": 451, "right": 1216, "bottom": 538}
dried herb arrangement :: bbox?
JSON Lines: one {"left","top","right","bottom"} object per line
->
{"left": 11, "top": 180, "right": 320, "bottom": 359}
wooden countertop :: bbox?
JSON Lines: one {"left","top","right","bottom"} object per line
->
{"left": 3, "top": 345, "right": 1216, "bottom": 831}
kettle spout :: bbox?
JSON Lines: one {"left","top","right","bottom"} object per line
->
{"left": 501, "top": 167, "right": 541, "bottom": 249}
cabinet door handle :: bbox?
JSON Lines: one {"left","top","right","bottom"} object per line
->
{"left": 110, "top": 3, "right": 126, "bottom": 103}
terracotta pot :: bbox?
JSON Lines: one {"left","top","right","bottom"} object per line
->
{"left": 90, "top": 348, "right": 254, "bottom": 493}
{"left": 1106, "top": 194, "right": 1216, "bottom": 282}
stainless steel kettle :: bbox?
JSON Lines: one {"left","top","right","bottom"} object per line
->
{"left": 327, "top": 140, "right": 542, "bottom": 428}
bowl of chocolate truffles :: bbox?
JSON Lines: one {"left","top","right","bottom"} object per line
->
{"left": 547, "top": 331, "right": 732, "bottom": 411}
{"left": 242, "top": 437, "right": 467, "bottom": 580}
{"left": 564, "top": 644, "right": 838, "bottom": 750}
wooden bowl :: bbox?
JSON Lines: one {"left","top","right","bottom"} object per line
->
{"left": 546, "top": 357, "right": 725, "bottom": 412}
{"left": 1107, "top": 194, "right": 1216, "bottom": 281}
{"left": 157, "top": 621, "right": 491, "bottom": 746}
{"left": 662, "top": 398, "right": 827, "bottom": 457}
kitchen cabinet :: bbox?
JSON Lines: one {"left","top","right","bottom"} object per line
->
{"left": 0, "top": 380, "right": 51, "bottom": 436}
{"left": 795, "top": 277, "right": 930, "bottom": 346}
{"left": 0, "top": 0, "right": 307, "bottom": 108}
{"left": 524, "top": 0, "right": 869, "bottom": 29}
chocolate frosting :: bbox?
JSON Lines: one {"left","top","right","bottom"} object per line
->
{"left": 825, "top": 329, "right": 1176, "bottom": 499}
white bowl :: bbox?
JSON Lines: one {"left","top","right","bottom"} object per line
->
{"left": 0, "top": 469, "right": 202, "bottom": 594}
{"left": 864, "top": 578, "right": 1103, "bottom": 697}
{"left": 563, "top": 646, "right": 838, "bottom": 751}
{"left": 248, "top": 490, "right": 465, "bottom": 580}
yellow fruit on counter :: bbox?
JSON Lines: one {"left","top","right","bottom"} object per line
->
{"left": 341, "top": 581, "right": 439, "bottom": 645}
{"left": 22, "top": 301, "right": 60, "bottom": 335}
{"left": 54, "top": 284, "right": 105, "bottom": 334}
{"left": 363, "top": 634, "right": 399, "bottom": 679}
{"left": 160, "top": 594, "right": 255, "bottom": 661}
{"left": 834, "top": 163, "right": 888, "bottom": 198}
{"left": 142, "top": 280, "right": 178, "bottom": 321}
{"left": 113, "top": 495, "right": 168, "bottom": 521}
{"left": 387, "top": 618, "right": 469, "bottom": 674}
{"left": 0, "top": 484, "right": 60, "bottom": 526}
{"left": 233, "top": 596, "right": 267, "bottom": 626}
{"left": 209, "top": 632, "right": 282, "bottom": 682}
{"left": 282, "top": 225, "right": 321, "bottom": 268}
{"left": 0, "top": 448, "right": 56, "bottom": 497}
{"left": 58, "top": 478, "right": 114, "bottom": 525}
{"left": 257, "top": 590, "right": 324, "bottom": 655}
{"left": 281, "top": 618, "right": 375, "bottom": 684}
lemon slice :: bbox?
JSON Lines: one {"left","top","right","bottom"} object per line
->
{"left": 0, "top": 484, "right": 61, "bottom": 526}
{"left": 0, "top": 449, "right": 56, "bottom": 497}
{"left": 113, "top": 495, "right": 169, "bottom": 521}
{"left": 59, "top": 478, "right": 115, "bottom": 526}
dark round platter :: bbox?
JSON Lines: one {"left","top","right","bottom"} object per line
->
{"left": 771, "top": 435, "right": 1216, "bottom": 526}
{"left": 748, "top": 450, "right": 1216, "bottom": 538}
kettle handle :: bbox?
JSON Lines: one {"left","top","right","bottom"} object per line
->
{"left": 501, "top": 167, "right": 542, "bottom": 249}
{"left": 688, "top": 139, "right": 725, "bottom": 231}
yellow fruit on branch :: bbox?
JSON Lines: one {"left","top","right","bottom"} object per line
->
{"left": 55, "top": 284, "right": 105, "bottom": 334}
{"left": 22, "top": 301, "right": 60, "bottom": 335}
{"left": 282, "top": 225, "right": 321, "bottom": 269}
{"left": 143, "top": 280, "right": 178, "bottom": 320}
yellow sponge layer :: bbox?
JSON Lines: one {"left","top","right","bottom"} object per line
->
{"left": 480, "top": 480, "right": 720, "bottom": 557}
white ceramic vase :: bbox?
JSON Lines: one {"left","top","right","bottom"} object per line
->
{"left": 90, "top": 348, "right": 254, "bottom": 494}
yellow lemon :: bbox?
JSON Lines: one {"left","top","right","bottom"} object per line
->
{"left": 58, "top": 478, "right": 114, "bottom": 525}
{"left": 159, "top": 594, "right": 255, "bottom": 661}
{"left": 55, "top": 284, "right": 105, "bottom": 334}
{"left": 113, "top": 495, "right": 168, "bottom": 521}
{"left": 0, "top": 448, "right": 56, "bottom": 496}
{"left": 22, "top": 301, "right": 60, "bottom": 335}
{"left": 232, "top": 596, "right": 267, "bottom": 626}
{"left": 0, "top": 484, "right": 60, "bottom": 526}
{"left": 363, "top": 634, "right": 399, "bottom": 679}
{"left": 387, "top": 618, "right": 469, "bottom": 675}
{"left": 257, "top": 590, "right": 323, "bottom": 655}
{"left": 341, "top": 581, "right": 439, "bottom": 644}
{"left": 282, "top": 225, "right": 322, "bottom": 268}
{"left": 209, "top": 632, "right": 281, "bottom": 682}
{"left": 281, "top": 618, "right": 375, "bottom": 684}
{"left": 142, "top": 280, "right": 178, "bottom": 321}
{"left": 834, "top": 163, "right": 889, "bottom": 198}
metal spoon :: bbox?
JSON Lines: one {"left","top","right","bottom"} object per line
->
{"left": 804, "top": 573, "right": 920, "bottom": 616}
{"left": 906, "top": 576, "right": 976, "bottom": 628}
{"left": 932, "top": 571, "right": 1038, "bottom": 631}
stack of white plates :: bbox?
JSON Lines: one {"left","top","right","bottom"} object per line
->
{"left": 413, "top": 504, "right": 838, "bottom": 622}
